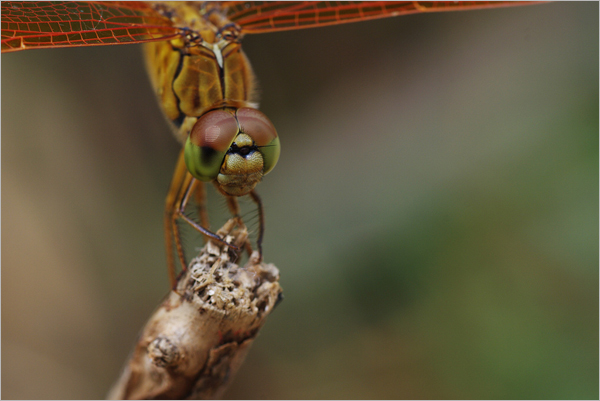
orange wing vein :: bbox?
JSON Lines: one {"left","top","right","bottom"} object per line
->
{"left": 1, "top": 1, "right": 180, "bottom": 53}
{"left": 224, "top": 1, "right": 535, "bottom": 33}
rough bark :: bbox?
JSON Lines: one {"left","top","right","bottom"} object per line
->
{"left": 108, "top": 220, "right": 282, "bottom": 399}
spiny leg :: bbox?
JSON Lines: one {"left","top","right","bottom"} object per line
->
{"left": 165, "top": 150, "right": 238, "bottom": 288}
{"left": 165, "top": 150, "right": 192, "bottom": 287}
{"left": 220, "top": 190, "right": 254, "bottom": 257}
{"left": 193, "top": 177, "right": 211, "bottom": 243}
{"left": 249, "top": 190, "right": 265, "bottom": 261}
{"left": 213, "top": 184, "right": 265, "bottom": 260}
{"left": 176, "top": 179, "right": 240, "bottom": 257}
{"left": 221, "top": 187, "right": 242, "bottom": 219}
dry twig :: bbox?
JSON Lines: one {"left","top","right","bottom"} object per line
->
{"left": 108, "top": 219, "right": 282, "bottom": 399}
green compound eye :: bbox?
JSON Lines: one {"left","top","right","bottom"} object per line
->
{"left": 236, "top": 108, "right": 280, "bottom": 175}
{"left": 260, "top": 136, "right": 280, "bottom": 175}
{"left": 184, "top": 108, "right": 281, "bottom": 190}
{"left": 184, "top": 110, "right": 238, "bottom": 181}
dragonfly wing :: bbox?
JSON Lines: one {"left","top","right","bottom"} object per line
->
{"left": 1, "top": 1, "right": 180, "bottom": 53}
{"left": 224, "top": 1, "right": 534, "bottom": 34}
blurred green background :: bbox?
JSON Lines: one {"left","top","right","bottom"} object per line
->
{"left": 2, "top": 2, "right": 598, "bottom": 399}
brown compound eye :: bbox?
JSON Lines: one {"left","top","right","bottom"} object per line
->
{"left": 184, "top": 110, "right": 239, "bottom": 181}
{"left": 236, "top": 108, "right": 280, "bottom": 175}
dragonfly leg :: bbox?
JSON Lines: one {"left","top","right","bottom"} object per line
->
{"left": 165, "top": 150, "right": 239, "bottom": 288}
{"left": 249, "top": 190, "right": 264, "bottom": 261}
{"left": 218, "top": 189, "right": 253, "bottom": 256}
{"left": 193, "top": 178, "right": 211, "bottom": 242}
{"left": 177, "top": 182, "right": 233, "bottom": 240}
{"left": 165, "top": 151, "right": 192, "bottom": 287}
{"left": 222, "top": 190, "right": 242, "bottom": 218}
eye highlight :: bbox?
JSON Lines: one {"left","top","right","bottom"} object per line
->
{"left": 189, "top": 110, "right": 238, "bottom": 151}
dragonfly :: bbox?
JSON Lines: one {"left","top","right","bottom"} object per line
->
{"left": 2, "top": 1, "right": 532, "bottom": 286}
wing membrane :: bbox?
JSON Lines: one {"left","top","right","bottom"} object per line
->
{"left": 1, "top": 1, "right": 180, "bottom": 52}
{"left": 225, "top": 1, "right": 534, "bottom": 33}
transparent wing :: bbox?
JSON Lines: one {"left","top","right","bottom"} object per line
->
{"left": 224, "top": 1, "right": 533, "bottom": 34}
{"left": 1, "top": 1, "right": 181, "bottom": 53}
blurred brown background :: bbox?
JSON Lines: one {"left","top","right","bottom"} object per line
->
{"left": 2, "top": 2, "right": 598, "bottom": 399}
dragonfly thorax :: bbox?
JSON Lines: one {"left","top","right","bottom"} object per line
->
{"left": 144, "top": 31, "right": 257, "bottom": 145}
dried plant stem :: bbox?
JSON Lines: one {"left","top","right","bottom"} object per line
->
{"left": 108, "top": 219, "right": 282, "bottom": 399}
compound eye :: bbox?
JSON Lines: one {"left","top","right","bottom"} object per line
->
{"left": 184, "top": 110, "right": 239, "bottom": 181}
{"left": 236, "top": 108, "right": 280, "bottom": 175}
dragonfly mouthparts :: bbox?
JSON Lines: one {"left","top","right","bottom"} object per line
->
{"left": 229, "top": 143, "right": 258, "bottom": 157}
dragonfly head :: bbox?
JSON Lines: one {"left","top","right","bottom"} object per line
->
{"left": 184, "top": 108, "right": 280, "bottom": 196}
